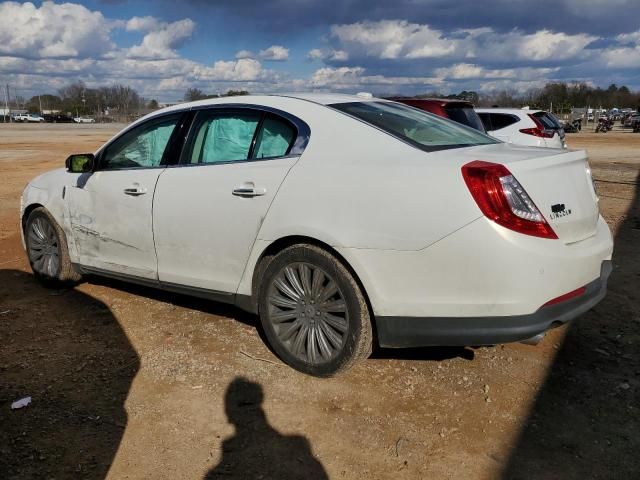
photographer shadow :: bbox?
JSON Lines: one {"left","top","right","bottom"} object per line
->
{"left": 205, "top": 377, "right": 328, "bottom": 480}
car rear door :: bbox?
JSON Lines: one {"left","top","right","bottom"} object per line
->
{"left": 66, "top": 112, "right": 186, "bottom": 279}
{"left": 153, "top": 106, "right": 305, "bottom": 293}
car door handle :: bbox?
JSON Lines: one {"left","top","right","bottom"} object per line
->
{"left": 232, "top": 184, "right": 267, "bottom": 197}
{"left": 123, "top": 184, "right": 147, "bottom": 196}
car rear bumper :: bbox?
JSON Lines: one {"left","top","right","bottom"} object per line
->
{"left": 375, "top": 260, "right": 611, "bottom": 348}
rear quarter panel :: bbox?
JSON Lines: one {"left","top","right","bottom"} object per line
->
{"left": 255, "top": 105, "right": 483, "bottom": 251}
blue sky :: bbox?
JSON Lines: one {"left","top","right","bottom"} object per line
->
{"left": 1, "top": 0, "right": 639, "bottom": 101}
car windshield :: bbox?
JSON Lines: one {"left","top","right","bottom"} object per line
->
{"left": 331, "top": 101, "right": 497, "bottom": 151}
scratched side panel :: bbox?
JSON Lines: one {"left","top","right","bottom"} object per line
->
{"left": 66, "top": 170, "right": 164, "bottom": 279}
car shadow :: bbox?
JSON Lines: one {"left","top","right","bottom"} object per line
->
{"left": 0, "top": 269, "right": 139, "bottom": 479}
{"left": 371, "top": 345, "right": 475, "bottom": 362}
{"left": 86, "top": 276, "right": 475, "bottom": 363}
{"left": 204, "top": 377, "right": 328, "bottom": 480}
{"left": 502, "top": 172, "right": 640, "bottom": 478}
{"left": 84, "top": 275, "right": 257, "bottom": 327}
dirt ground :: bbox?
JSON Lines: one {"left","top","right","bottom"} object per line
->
{"left": 0, "top": 123, "right": 638, "bottom": 480}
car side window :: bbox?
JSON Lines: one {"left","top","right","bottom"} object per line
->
{"left": 186, "top": 111, "right": 261, "bottom": 164}
{"left": 489, "top": 113, "right": 519, "bottom": 131}
{"left": 253, "top": 116, "right": 296, "bottom": 159}
{"left": 101, "top": 114, "right": 181, "bottom": 170}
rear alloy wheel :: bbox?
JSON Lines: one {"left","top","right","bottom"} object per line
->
{"left": 25, "top": 207, "right": 81, "bottom": 286}
{"left": 259, "top": 244, "right": 372, "bottom": 376}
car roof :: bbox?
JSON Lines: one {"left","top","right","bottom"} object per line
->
{"left": 276, "top": 93, "right": 380, "bottom": 105}
{"left": 168, "top": 93, "right": 380, "bottom": 112}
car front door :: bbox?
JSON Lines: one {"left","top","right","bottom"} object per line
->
{"left": 67, "top": 113, "right": 185, "bottom": 279}
{"left": 153, "top": 107, "right": 304, "bottom": 293}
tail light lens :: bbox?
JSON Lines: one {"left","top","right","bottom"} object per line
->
{"left": 520, "top": 114, "right": 555, "bottom": 138}
{"left": 461, "top": 161, "right": 558, "bottom": 239}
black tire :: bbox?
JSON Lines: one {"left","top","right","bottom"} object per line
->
{"left": 24, "top": 207, "right": 82, "bottom": 287}
{"left": 258, "top": 244, "right": 372, "bottom": 377}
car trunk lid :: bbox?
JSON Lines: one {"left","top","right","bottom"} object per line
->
{"left": 498, "top": 149, "right": 599, "bottom": 243}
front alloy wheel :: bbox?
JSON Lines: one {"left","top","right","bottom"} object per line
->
{"left": 27, "top": 215, "right": 61, "bottom": 278}
{"left": 25, "top": 207, "right": 81, "bottom": 286}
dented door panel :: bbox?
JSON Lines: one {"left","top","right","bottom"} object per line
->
{"left": 67, "top": 169, "right": 164, "bottom": 279}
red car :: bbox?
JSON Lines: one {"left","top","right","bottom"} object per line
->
{"left": 389, "top": 98, "right": 486, "bottom": 132}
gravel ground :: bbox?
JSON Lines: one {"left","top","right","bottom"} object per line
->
{"left": 0, "top": 123, "right": 638, "bottom": 480}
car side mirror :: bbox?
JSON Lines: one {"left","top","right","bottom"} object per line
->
{"left": 65, "top": 154, "right": 95, "bottom": 173}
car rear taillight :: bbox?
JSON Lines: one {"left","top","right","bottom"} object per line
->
{"left": 520, "top": 114, "right": 555, "bottom": 138}
{"left": 461, "top": 161, "right": 558, "bottom": 239}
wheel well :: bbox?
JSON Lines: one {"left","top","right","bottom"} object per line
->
{"left": 22, "top": 203, "right": 44, "bottom": 231}
{"left": 249, "top": 236, "right": 376, "bottom": 335}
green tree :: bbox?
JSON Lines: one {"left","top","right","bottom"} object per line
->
{"left": 184, "top": 88, "right": 207, "bottom": 101}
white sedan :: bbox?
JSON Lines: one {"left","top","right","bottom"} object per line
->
{"left": 20, "top": 94, "right": 613, "bottom": 376}
{"left": 73, "top": 116, "right": 96, "bottom": 123}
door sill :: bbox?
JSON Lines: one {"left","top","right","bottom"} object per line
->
{"left": 75, "top": 264, "right": 236, "bottom": 305}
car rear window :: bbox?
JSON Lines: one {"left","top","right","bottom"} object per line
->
{"left": 532, "top": 111, "right": 561, "bottom": 130}
{"left": 331, "top": 101, "right": 497, "bottom": 152}
{"left": 444, "top": 106, "right": 485, "bottom": 132}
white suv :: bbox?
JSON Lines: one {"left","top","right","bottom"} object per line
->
{"left": 476, "top": 108, "right": 566, "bottom": 149}
{"left": 14, "top": 113, "right": 45, "bottom": 123}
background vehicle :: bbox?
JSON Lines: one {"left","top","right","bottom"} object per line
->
{"left": 14, "top": 113, "right": 45, "bottom": 123}
{"left": 20, "top": 94, "right": 612, "bottom": 376}
{"left": 476, "top": 108, "right": 566, "bottom": 148}
{"left": 595, "top": 116, "right": 614, "bottom": 133}
{"left": 44, "top": 114, "right": 75, "bottom": 123}
{"left": 562, "top": 118, "right": 582, "bottom": 133}
{"left": 389, "top": 97, "right": 485, "bottom": 131}
{"left": 623, "top": 114, "right": 640, "bottom": 130}
{"left": 73, "top": 116, "right": 96, "bottom": 123}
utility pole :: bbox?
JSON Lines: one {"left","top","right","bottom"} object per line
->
{"left": 38, "top": 94, "right": 42, "bottom": 114}
{"left": 4, "top": 84, "right": 10, "bottom": 123}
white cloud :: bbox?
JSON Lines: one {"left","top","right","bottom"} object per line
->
{"left": 616, "top": 30, "right": 640, "bottom": 45}
{"left": 197, "top": 58, "right": 270, "bottom": 81}
{"left": 325, "top": 20, "right": 597, "bottom": 63}
{"left": 125, "top": 16, "right": 162, "bottom": 32}
{"left": 479, "top": 29, "right": 597, "bottom": 62}
{"left": 258, "top": 45, "right": 289, "bottom": 61}
{"left": 307, "top": 48, "right": 349, "bottom": 61}
{"left": 310, "top": 66, "right": 442, "bottom": 90}
{"left": 235, "top": 49, "right": 255, "bottom": 59}
{"left": 600, "top": 45, "right": 640, "bottom": 68}
{"left": 434, "top": 63, "right": 557, "bottom": 81}
{"left": 127, "top": 19, "right": 195, "bottom": 60}
{"left": 479, "top": 79, "right": 550, "bottom": 92}
{"left": 0, "top": 1, "right": 114, "bottom": 59}
{"left": 330, "top": 20, "right": 456, "bottom": 59}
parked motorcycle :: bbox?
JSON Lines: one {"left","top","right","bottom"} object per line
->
{"left": 563, "top": 118, "right": 582, "bottom": 133}
{"left": 595, "top": 116, "right": 614, "bottom": 133}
